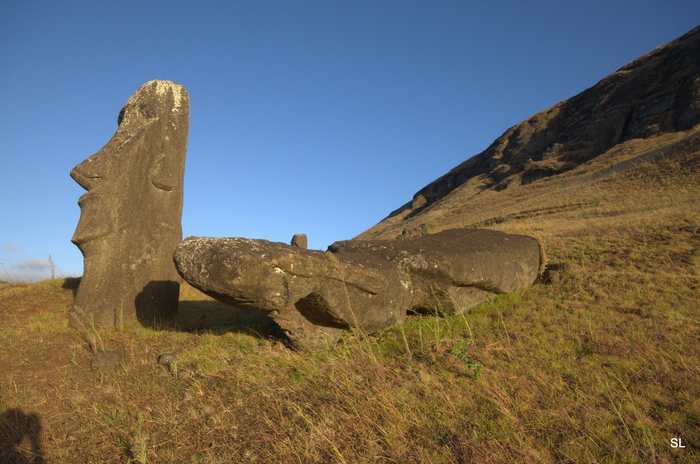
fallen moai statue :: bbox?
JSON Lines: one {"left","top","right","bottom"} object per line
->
{"left": 70, "top": 80, "right": 189, "bottom": 328}
{"left": 328, "top": 228, "right": 545, "bottom": 315}
{"left": 174, "top": 229, "right": 544, "bottom": 349}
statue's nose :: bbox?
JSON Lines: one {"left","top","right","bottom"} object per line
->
{"left": 70, "top": 152, "right": 107, "bottom": 190}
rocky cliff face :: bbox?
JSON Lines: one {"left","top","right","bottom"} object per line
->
{"left": 359, "top": 26, "right": 700, "bottom": 239}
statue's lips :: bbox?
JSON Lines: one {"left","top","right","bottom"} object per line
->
{"left": 73, "top": 191, "right": 110, "bottom": 245}
{"left": 78, "top": 191, "right": 94, "bottom": 205}
{"left": 78, "top": 190, "right": 102, "bottom": 206}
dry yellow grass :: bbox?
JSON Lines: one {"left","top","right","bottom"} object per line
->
{"left": 1, "top": 134, "right": 699, "bottom": 463}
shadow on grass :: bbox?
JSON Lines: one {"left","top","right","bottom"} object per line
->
{"left": 175, "top": 299, "right": 287, "bottom": 339}
{"left": 133, "top": 281, "right": 290, "bottom": 343}
{"left": 61, "top": 277, "right": 80, "bottom": 298}
{"left": 0, "top": 408, "right": 46, "bottom": 464}
{"left": 64, "top": 277, "right": 288, "bottom": 342}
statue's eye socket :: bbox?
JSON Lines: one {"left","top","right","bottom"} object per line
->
{"left": 151, "top": 179, "right": 175, "bottom": 192}
{"left": 151, "top": 151, "right": 176, "bottom": 192}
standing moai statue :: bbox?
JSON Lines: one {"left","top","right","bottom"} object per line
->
{"left": 70, "top": 80, "right": 189, "bottom": 328}
{"left": 290, "top": 233, "right": 308, "bottom": 249}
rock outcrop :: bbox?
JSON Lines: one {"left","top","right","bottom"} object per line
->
{"left": 174, "top": 236, "right": 410, "bottom": 348}
{"left": 359, "top": 26, "right": 700, "bottom": 240}
{"left": 70, "top": 80, "right": 189, "bottom": 328}
{"left": 290, "top": 233, "right": 308, "bottom": 249}
{"left": 329, "top": 228, "right": 543, "bottom": 315}
{"left": 174, "top": 229, "right": 542, "bottom": 348}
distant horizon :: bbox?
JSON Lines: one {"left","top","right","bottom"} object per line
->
{"left": 1, "top": 1, "right": 698, "bottom": 280}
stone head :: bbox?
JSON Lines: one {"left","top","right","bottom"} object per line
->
{"left": 71, "top": 81, "right": 189, "bottom": 255}
{"left": 70, "top": 80, "right": 189, "bottom": 327}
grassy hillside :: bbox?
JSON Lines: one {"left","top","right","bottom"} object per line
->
{"left": 1, "top": 132, "right": 699, "bottom": 462}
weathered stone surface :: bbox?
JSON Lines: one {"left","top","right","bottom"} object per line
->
{"left": 174, "top": 237, "right": 411, "bottom": 348}
{"left": 70, "top": 80, "right": 189, "bottom": 328}
{"left": 290, "top": 233, "right": 308, "bottom": 249}
{"left": 174, "top": 229, "right": 542, "bottom": 348}
{"left": 329, "top": 229, "right": 542, "bottom": 315}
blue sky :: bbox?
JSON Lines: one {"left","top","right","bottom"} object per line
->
{"left": 1, "top": 1, "right": 698, "bottom": 280}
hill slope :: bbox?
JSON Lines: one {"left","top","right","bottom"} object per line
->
{"left": 2, "top": 27, "right": 700, "bottom": 464}
{"left": 359, "top": 26, "right": 700, "bottom": 240}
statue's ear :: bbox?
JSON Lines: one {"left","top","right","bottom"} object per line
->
{"left": 150, "top": 152, "right": 177, "bottom": 192}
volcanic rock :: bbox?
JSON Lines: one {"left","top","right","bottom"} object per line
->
{"left": 290, "top": 233, "right": 308, "bottom": 249}
{"left": 174, "top": 237, "right": 411, "bottom": 348}
{"left": 360, "top": 26, "right": 700, "bottom": 240}
{"left": 70, "top": 80, "right": 189, "bottom": 328}
{"left": 329, "top": 228, "right": 543, "bottom": 315}
{"left": 174, "top": 229, "right": 543, "bottom": 348}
